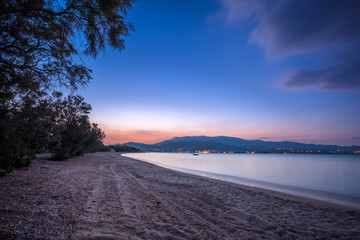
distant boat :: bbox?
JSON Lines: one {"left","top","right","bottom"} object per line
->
{"left": 193, "top": 153, "right": 199, "bottom": 156}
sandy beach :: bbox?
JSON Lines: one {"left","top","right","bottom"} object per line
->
{"left": 1, "top": 152, "right": 360, "bottom": 239}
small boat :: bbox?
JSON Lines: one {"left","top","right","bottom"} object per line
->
{"left": 193, "top": 153, "right": 199, "bottom": 156}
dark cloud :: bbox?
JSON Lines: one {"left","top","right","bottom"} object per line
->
{"left": 249, "top": 0, "right": 360, "bottom": 58}
{"left": 218, "top": 0, "right": 360, "bottom": 90}
{"left": 282, "top": 55, "right": 360, "bottom": 90}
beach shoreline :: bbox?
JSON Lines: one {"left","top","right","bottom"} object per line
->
{"left": 123, "top": 153, "right": 360, "bottom": 209}
{"left": 1, "top": 152, "right": 359, "bottom": 239}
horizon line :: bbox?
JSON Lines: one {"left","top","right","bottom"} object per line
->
{"left": 104, "top": 135, "right": 359, "bottom": 147}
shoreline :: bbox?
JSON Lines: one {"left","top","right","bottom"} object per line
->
{"left": 124, "top": 154, "right": 360, "bottom": 211}
{"left": 1, "top": 152, "right": 360, "bottom": 239}
{"left": 124, "top": 154, "right": 360, "bottom": 209}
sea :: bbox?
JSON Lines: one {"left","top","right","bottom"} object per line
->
{"left": 123, "top": 152, "right": 360, "bottom": 208}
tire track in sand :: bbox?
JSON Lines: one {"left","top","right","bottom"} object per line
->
{"left": 71, "top": 153, "right": 360, "bottom": 240}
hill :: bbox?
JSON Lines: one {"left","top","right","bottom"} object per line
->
{"left": 121, "top": 136, "right": 360, "bottom": 154}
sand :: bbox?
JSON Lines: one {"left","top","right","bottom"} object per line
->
{"left": 0, "top": 152, "right": 360, "bottom": 239}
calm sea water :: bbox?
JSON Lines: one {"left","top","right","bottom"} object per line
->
{"left": 124, "top": 152, "right": 360, "bottom": 208}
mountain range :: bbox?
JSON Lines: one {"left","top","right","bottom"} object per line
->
{"left": 119, "top": 136, "right": 360, "bottom": 154}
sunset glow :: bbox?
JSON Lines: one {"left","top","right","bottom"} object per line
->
{"left": 82, "top": 0, "right": 360, "bottom": 146}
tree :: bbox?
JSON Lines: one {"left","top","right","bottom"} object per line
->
{"left": 0, "top": 0, "right": 135, "bottom": 95}
{"left": 0, "top": 91, "right": 55, "bottom": 171}
{"left": 0, "top": 0, "right": 135, "bottom": 171}
{"left": 0, "top": 92, "right": 106, "bottom": 170}
{"left": 50, "top": 94, "right": 105, "bottom": 160}
{"left": 100, "top": 144, "right": 140, "bottom": 152}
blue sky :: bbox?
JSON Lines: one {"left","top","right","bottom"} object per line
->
{"left": 81, "top": 0, "right": 360, "bottom": 145}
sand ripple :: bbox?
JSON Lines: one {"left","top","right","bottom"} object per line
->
{"left": 1, "top": 152, "right": 360, "bottom": 239}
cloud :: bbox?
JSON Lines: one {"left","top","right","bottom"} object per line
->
{"left": 213, "top": 0, "right": 274, "bottom": 23}
{"left": 281, "top": 55, "right": 360, "bottom": 90}
{"left": 217, "top": 0, "right": 360, "bottom": 90}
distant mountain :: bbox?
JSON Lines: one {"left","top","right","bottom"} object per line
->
{"left": 116, "top": 142, "right": 153, "bottom": 152}
{"left": 121, "top": 136, "right": 360, "bottom": 154}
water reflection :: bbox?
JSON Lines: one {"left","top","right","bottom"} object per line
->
{"left": 124, "top": 153, "right": 360, "bottom": 208}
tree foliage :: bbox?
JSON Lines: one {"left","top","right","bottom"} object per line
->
{"left": 100, "top": 144, "right": 140, "bottom": 152}
{"left": 0, "top": 91, "right": 51, "bottom": 170}
{"left": 0, "top": 0, "right": 136, "bottom": 104}
{"left": 50, "top": 94, "right": 105, "bottom": 160}
{"left": 0, "top": 0, "right": 134, "bottom": 95}
{"left": 0, "top": 91, "right": 106, "bottom": 170}
{"left": 0, "top": 0, "right": 135, "bottom": 172}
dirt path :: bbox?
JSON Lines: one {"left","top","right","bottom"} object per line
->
{"left": 1, "top": 152, "right": 360, "bottom": 239}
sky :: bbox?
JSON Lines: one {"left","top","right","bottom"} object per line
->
{"left": 81, "top": 0, "right": 360, "bottom": 146}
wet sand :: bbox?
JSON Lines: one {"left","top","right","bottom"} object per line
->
{"left": 1, "top": 152, "right": 360, "bottom": 239}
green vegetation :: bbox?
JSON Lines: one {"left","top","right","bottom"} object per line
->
{"left": 100, "top": 145, "right": 140, "bottom": 153}
{"left": 0, "top": 0, "right": 135, "bottom": 173}
{"left": 49, "top": 93, "right": 106, "bottom": 160}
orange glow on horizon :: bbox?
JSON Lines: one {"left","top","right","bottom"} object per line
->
{"left": 98, "top": 120, "right": 358, "bottom": 146}
{"left": 102, "top": 129, "right": 191, "bottom": 145}
{"left": 101, "top": 128, "right": 323, "bottom": 145}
